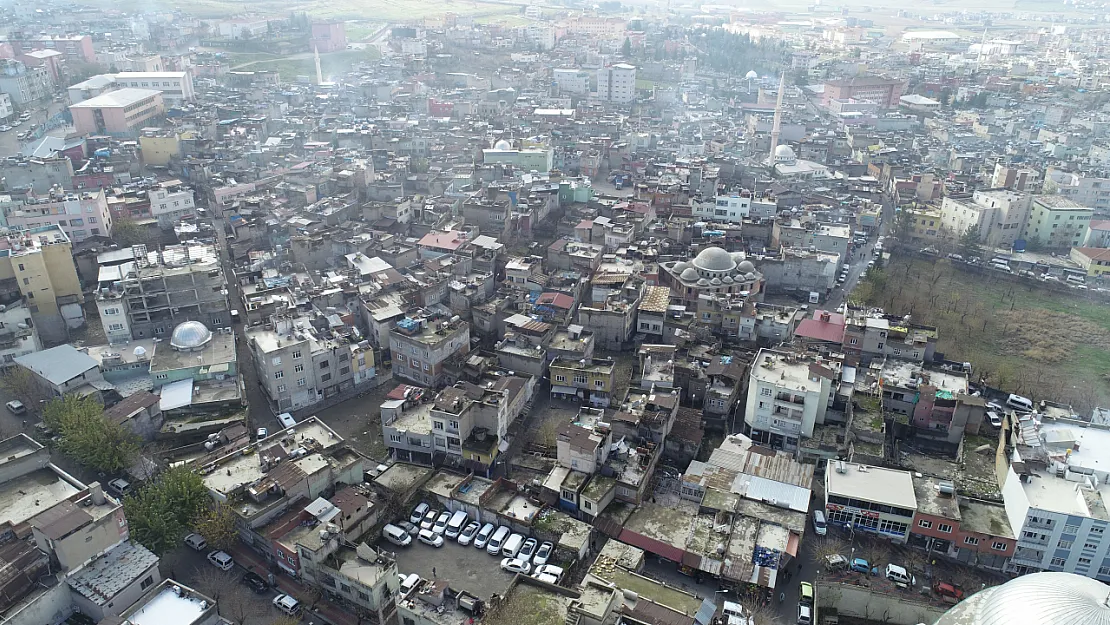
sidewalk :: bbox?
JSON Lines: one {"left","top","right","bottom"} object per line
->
{"left": 226, "top": 543, "right": 359, "bottom": 625}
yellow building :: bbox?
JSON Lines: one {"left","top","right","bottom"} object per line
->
{"left": 1070, "top": 247, "right": 1110, "bottom": 278}
{"left": 139, "top": 130, "right": 192, "bottom": 167}
{"left": 549, "top": 358, "right": 615, "bottom": 408}
{"left": 903, "top": 206, "right": 945, "bottom": 242}
{"left": 0, "top": 225, "right": 84, "bottom": 342}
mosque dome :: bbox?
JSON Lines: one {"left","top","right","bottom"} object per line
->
{"left": 494, "top": 139, "right": 513, "bottom": 150}
{"left": 692, "top": 246, "right": 737, "bottom": 273}
{"left": 722, "top": 276, "right": 734, "bottom": 284}
{"left": 696, "top": 278, "right": 710, "bottom": 286}
{"left": 680, "top": 268, "right": 700, "bottom": 282}
{"left": 170, "top": 321, "right": 212, "bottom": 351}
{"left": 673, "top": 261, "right": 692, "bottom": 273}
{"left": 710, "top": 277, "right": 722, "bottom": 286}
{"left": 744, "top": 272, "right": 757, "bottom": 281}
{"left": 774, "top": 144, "right": 797, "bottom": 164}
{"left": 934, "top": 571, "right": 1110, "bottom": 625}
{"left": 738, "top": 260, "right": 756, "bottom": 274}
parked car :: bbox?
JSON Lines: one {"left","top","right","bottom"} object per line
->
{"left": 410, "top": 502, "right": 430, "bottom": 525}
{"left": 825, "top": 554, "right": 848, "bottom": 571}
{"left": 256, "top": 427, "right": 268, "bottom": 439}
{"left": 5, "top": 400, "right": 25, "bottom": 415}
{"left": 533, "top": 564, "right": 564, "bottom": 579}
{"left": 800, "top": 581, "right": 813, "bottom": 604}
{"left": 207, "top": 550, "right": 234, "bottom": 571}
{"left": 418, "top": 528, "right": 444, "bottom": 547}
{"left": 272, "top": 594, "right": 301, "bottom": 616}
{"left": 474, "top": 523, "right": 496, "bottom": 549}
{"left": 533, "top": 541, "right": 553, "bottom": 566}
{"left": 420, "top": 508, "right": 438, "bottom": 530}
{"left": 533, "top": 572, "right": 560, "bottom": 584}
{"left": 932, "top": 581, "right": 965, "bottom": 601}
{"left": 798, "top": 603, "right": 813, "bottom": 625}
{"left": 397, "top": 521, "right": 419, "bottom": 535}
{"left": 500, "top": 557, "right": 532, "bottom": 575}
{"left": 884, "top": 563, "right": 915, "bottom": 588}
{"left": 458, "top": 521, "right": 481, "bottom": 546}
{"left": 988, "top": 411, "right": 1003, "bottom": 429}
{"left": 242, "top": 571, "right": 268, "bottom": 594}
{"left": 432, "top": 510, "right": 451, "bottom": 534}
{"left": 519, "top": 538, "right": 538, "bottom": 562}
{"left": 849, "top": 557, "right": 870, "bottom": 574}
{"left": 107, "top": 478, "right": 132, "bottom": 497}
{"left": 184, "top": 533, "right": 207, "bottom": 551}
{"left": 382, "top": 524, "right": 413, "bottom": 547}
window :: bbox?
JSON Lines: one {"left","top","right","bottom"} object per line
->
{"left": 140, "top": 576, "right": 154, "bottom": 590}
{"left": 1059, "top": 539, "right": 1074, "bottom": 549}
{"left": 938, "top": 523, "right": 953, "bottom": 533}
{"left": 321, "top": 373, "right": 331, "bottom": 382}
{"left": 1052, "top": 557, "right": 1067, "bottom": 567}
{"left": 1080, "top": 557, "right": 1092, "bottom": 566}
{"left": 109, "top": 323, "right": 124, "bottom": 331}
{"left": 389, "top": 434, "right": 402, "bottom": 443}
{"left": 272, "top": 356, "right": 282, "bottom": 366}
{"left": 555, "top": 375, "right": 565, "bottom": 382}
{"left": 449, "top": 420, "right": 459, "bottom": 431}
{"left": 760, "top": 387, "right": 772, "bottom": 397}
{"left": 156, "top": 374, "right": 168, "bottom": 380}
{"left": 341, "top": 366, "right": 350, "bottom": 375}
{"left": 292, "top": 350, "right": 302, "bottom": 359}
{"left": 297, "top": 377, "right": 306, "bottom": 386}
{"left": 1065, "top": 524, "right": 1081, "bottom": 534}
{"left": 277, "top": 384, "right": 286, "bottom": 393}
{"left": 88, "top": 217, "right": 97, "bottom": 224}
{"left": 993, "top": 541, "right": 1007, "bottom": 551}
{"left": 1086, "top": 542, "right": 1099, "bottom": 550}
{"left": 918, "top": 519, "right": 932, "bottom": 529}
{"left": 103, "top": 307, "right": 120, "bottom": 315}
{"left": 434, "top": 422, "right": 444, "bottom": 431}
{"left": 358, "top": 591, "right": 369, "bottom": 602}
{"left": 877, "top": 342, "right": 884, "bottom": 350}
{"left": 17, "top": 264, "right": 23, "bottom": 271}
{"left": 274, "top": 371, "right": 284, "bottom": 379}
{"left": 21, "top": 278, "right": 28, "bottom": 285}
{"left": 964, "top": 536, "right": 979, "bottom": 546}
{"left": 594, "top": 379, "right": 604, "bottom": 388}
{"left": 319, "top": 360, "right": 330, "bottom": 369}
{"left": 1094, "top": 526, "right": 1105, "bottom": 535}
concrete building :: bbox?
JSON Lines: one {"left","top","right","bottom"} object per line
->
{"left": 114, "top": 579, "right": 223, "bottom": 625}
{"left": 0, "top": 225, "right": 84, "bottom": 343}
{"left": 0, "top": 93, "right": 12, "bottom": 121}
{"left": 744, "top": 349, "right": 838, "bottom": 450}
{"left": 310, "top": 22, "right": 348, "bottom": 53}
{"left": 842, "top": 311, "right": 937, "bottom": 364}
{"left": 481, "top": 145, "right": 554, "bottom": 173}
{"left": 95, "top": 243, "right": 229, "bottom": 342}
{"left": 658, "top": 246, "right": 764, "bottom": 307}
{"left": 389, "top": 314, "right": 470, "bottom": 388}
{"left": 823, "top": 76, "right": 906, "bottom": 108}
{"left": 0, "top": 59, "right": 51, "bottom": 105}
{"left": 4, "top": 188, "right": 113, "bottom": 243}
{"left": 0, "top": 302, "right": 41, "bottom": 367}
{"left": 148, "top": 180, "right": 197, "bottom": 227}
{"left": 1024, "top": 196, "right": 1092, "bottom": 251}
{"left": 553, "top": 68, "right": 591, "bottom": 95}
{"left": 247, "top": 314, "right": 361, "bottom": 412}
{"left": 14, "top": 344, "right": 103, "bottom": 398}
{"left": 899, "top": 93, "right": 940, "bottom": 112}
{"left": 1045, "top": 169, "right": 1110, "bottom": 212}
{"left": 939, "top": 190, "right": 1032, "bottom": 249}
{"left": 549, "top": 357, "right": 617, "bottom": 407}
{"left": 67, "top": 74, "right": 116, "bottom": 105}
{"left": 13, "top": 34, "right": 96, "bottom": 63}
{"left": 69, "top": 88, "right": 165, "bottom": 137}
{"left": 1070, "top": 247, "right": 1110, "bottom": 278}
{"left": 909, "top": 474, "right": 1015, "bottom": 571}
{"left": 66, "top": 541, "right": 162, "bottom": 622}
{"left": 597, "top": 63, "right": 636, "bottom": 104}
{"left": 825, "top": 461, "right": 917, "bottom": 541}
{"left": 113, "top": 71, "right": 195, "bottom": 103}
{"left": 691, "top": 192, "right": 752, "bottom": 223}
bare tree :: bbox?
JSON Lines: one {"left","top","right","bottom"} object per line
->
{"left": 0, "top": 367, "right": 50, "bottom": 416}
{"left": 269, "top": 617, "right": 300, "bottom": 625}
{"left": 812, "top": 537, "right": 848, "bottom": 570}
{"left": 220, "top": 585, "right": 255, "bottom": 625}
{"left": 858, "top": 536, "right": 888, "bottom": 571}
{"left": 191, "top": 565, "right": 239, "bottom": 606}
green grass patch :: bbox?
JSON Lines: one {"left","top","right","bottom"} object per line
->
{"left": 241, "top": 49, "right": 381, "bottom": 80}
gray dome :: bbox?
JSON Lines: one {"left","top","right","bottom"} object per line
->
{"left": 722, "top": 275, "right": 734, "bottom": 284}
{"left": 692, "top": 246, "right": 736, "bottom": 273}
{"left": 744, "top": 272, "right": 757, "bottom": 281}
{"left": 170, "top": 321, "right": 212, "bottom": 351}
{"left": 679, "top": 267, "right": 700, "bottom": 282}
{"left": 494, "top": 139, "right": 512, "bottom": 150}
{"left": 934, "top": 571, "right": 1110, "bottom": 625}
{"left": 709, "top": 277, "right": 722, "bottom": 286}
{"left": 738, "top": 260, "right": 755, "bottom": 273}
{"left": 696, "top": 278, "right": 709, "bottom": 286}
{"left": 673, "top": 261, "right": 692, "bottom": 273}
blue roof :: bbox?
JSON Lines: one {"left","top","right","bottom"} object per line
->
{"left": 15, "top": 345, "right": 98, "bottom": 385}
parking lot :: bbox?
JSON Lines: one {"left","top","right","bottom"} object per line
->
{"left": 167, "top": 545, "right": 305, "bottom": 625}
{"left": 379, "top": 533, "right": 517, "bottom": 600}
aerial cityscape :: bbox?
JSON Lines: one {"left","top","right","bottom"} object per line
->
{"left": 0, "top": 0, "right": 1106, "bottom": 624}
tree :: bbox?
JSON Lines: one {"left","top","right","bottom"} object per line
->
{"left": 0, "top": 367, "right": 51, "bottom": 414}
{"left": 622, "top": 37, "right": 632, "bottom": 58}
{"left": 1025, "top": 235, "right": 1044, "bottom": 252}
{"left": 939, "top": 88, "right": 952, "bottom": 106}
{"left": 959, "top": 225, "right": 982, "bottom": 259}
{"left": 888, "top": 208, "right": 913, "bottom": 249}
{"left": 111, "top": 217, "right": 146, "bottom": 247}
{"left": 42, "top": 395, "right": 139, "bottom": 474}
{"left": 125, "top": 466, "right": 210, "bottom": 556}
{"left": 813, "top": 537, "right": 849, "bottom": 568}
{"left": 191, "top": 565, "right": 239, "bottom": 605}
{"left": 195, "top": 502, "right": 240, "bottom": 551}
{"left": 270, "top": 617, "right": 301, "bottom": 625}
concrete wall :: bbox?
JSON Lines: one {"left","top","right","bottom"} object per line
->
{"left": 5, "top": 578, "right": 73, "bottom": 625}
{"left": 816, "top": 581, "right": 947, "bottom": 625}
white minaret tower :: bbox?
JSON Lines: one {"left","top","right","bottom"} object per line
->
{"left": 768, "top": 72, "right": 786, "bottom": 166}
{"left": 314, "top": 44, "right": 323, "bottom": 85}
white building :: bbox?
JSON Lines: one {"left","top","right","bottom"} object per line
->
{"left": 692, "top": 193, "right": 752, "bottom": 223}
{"left": 743, "top": 349, "right": 838, "bottom": 451}
{"left": 939, "top": 190, "right": 1032, "bottom": 249}
{"left": 553, "top": 68, "right": 591, "bottom": 96}
{"left": 1045, "top": 169, "right": 1110, "bottom": 213}
{"left": 113, "top": 72, "right": 195, "bottom": 103}
{"left": 1002, "top": 416, "right": 1110, "bottom": 579}
{"left": 825, "top": 461, "right": 917, "bottom": 541}
{"left": 0, "top": 302, "right": 41, "bottom": 366}
{"left": 67, "top": 74, "right": 116, "bottom": 105}
{"left": 148, "top": 181, "right": 196, "bottom": 228}
{"left": 0, "top": 93, "right": 12, "bottom": 121}
{"left": 597, "top": 63, "right": 636, "bottom": 104}
{"left": 4, "top": 188, "right": 113, "bottom": 242}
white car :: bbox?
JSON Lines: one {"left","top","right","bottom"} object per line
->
{"left": 458, "top": 521, "right": 481, "bottom": 546}
{"left": 519, "top": 537, "right": 538, "bottom": 562}
{"left": 410, "top": 502, "right": 430, "bottom": 525}
{"left": 500, "top": 557, "right": 532, "bottom": 575}
{"left": 256, "top": 427, "right": 268, "bottom": 439}
{"left": 418, "top": 528, "right": 444, "bottom": 547}
{"left": 272, "top": 594, "right": 301, "bottom": 616}
{"left": 532, "top": 571, "right": 559, "bottom": 584}
{"left": 473, "top": 523, "right": 496, "bottom": 549}
{"left": 207, "top": 550, "right": 234, "bottom": 571}
{"left": 419, "top": 509, "right": 437, "bottom": 530}
{"left": 533, "top": 564, "right": 564, "bottom": 579}
{"left": 432, "top": 510, "right": 450, "bottom": 534}
{"left": 533, "top": 541, "right": 553, "bottom": 566}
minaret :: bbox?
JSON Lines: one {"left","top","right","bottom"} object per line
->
{"left": 768, "top": 72, "right": 786, "bottom": 166}
{"left": 314, "top": 44, "right": 323, "bottom": 85}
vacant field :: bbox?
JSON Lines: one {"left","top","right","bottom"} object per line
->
{"left": 231, "top": 48, "right": 381, "bottom": 80}
{"left": 84, "top": 0, "right": 523, "bottom": 21}
{"left": 854, "top": 255, "right": 1110, "bottom": 412}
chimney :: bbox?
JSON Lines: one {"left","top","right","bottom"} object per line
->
{"left": 89, "top": 481, "right": 106, "bottom": 505}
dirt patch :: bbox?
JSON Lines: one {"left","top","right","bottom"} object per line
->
{"left": 994, "top": 309, "right": 1110, "bottom": 363}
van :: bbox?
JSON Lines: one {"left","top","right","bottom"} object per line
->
{"left": 991, "top": 262, "right": 1011, "bottom": 272}
{"left": 884, "top": 563, "right": 915, "bottom": 588}
{"left": 382, "top": 524, "right": 412, "bottom": 547}
{"left": 1006, "top": 394, "right": 1033, "bottom": 413}
{"left": 797, "top": 603, "right": 812, "bottom": 625}
{"left": 812, "top": 510, "right": 827, "bottom": 536}
{"left": 445, "top": 510, "right": 468, "bottom": 539}
{"left": 277, "top": 412, "right": 297, "bottom": 429}
{"left": 1066, "top": 274, "right": 1086, "bottom": 285}
{"left": 272, "top": 594, "right": 301, "bottom": 616}
{"left": 487, "top": 526, "right": 511, "bottom": 555}
{"left": 184, "top": 533, "right": 207, "bottom": 551}
{"left": 399, "top": 573, "right": 420, "bottom": 595}
{"left": 501, "top": 533, "right": 524, "bottom": 558}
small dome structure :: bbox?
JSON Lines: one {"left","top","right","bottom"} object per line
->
{"left": 696, "top": 278, "right": 710, "bottom": 286}
{"left": 745, "top": 70, "right": 758, "bottom": 80}
{"left": 170, "top": 321, "right": 212, "bottom": 352}
{"left": 692, "top": 246, "right": 737, "bottom": 273}
{"left": 680, "top": 267, "right": 700, "bottom": 282}
{"left": 744, "top": 272, "right": 757, "bottom": 281}
{"left": 710, "top": 277, "right": 722, "bottom": 286}
{"left": 673, "top": 261, "right": 692, "bottom": 273}
{"left": 738, "top": 260, "right": 756, "bottom": 273}
{"left": 494, "top": 139, "right": 513, "bottom": 150}
{"left": 722, "top": 276, "right": 734, "bottom": 284}
{"left": 133, "top": 345, "right": 147, "bottom": 358}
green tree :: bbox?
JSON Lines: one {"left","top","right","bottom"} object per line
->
{"left": 111, "top": 217, "right": 146, "bottom": 247}
{"left": 1025, "top": 235, "right": 1044, "bottom": 252}
{"left": 622, "top": 37, "right": 632, "bottom": 58}
{"left": 42, "top": 395, "right": 139, "bottom": 474}
{"left": 125, "top": 466, "right": 210, "bottom": 556}
{"left": 195, "top": 502, "right": 239, "bottom": 551}
{"left": 959, "top": 225, "right": 982, "bottom": 259}
{"left": 888, "top": 208, "right": 914, "bottom": 249}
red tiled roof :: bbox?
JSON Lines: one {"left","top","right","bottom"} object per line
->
{"left": 417, "top": 230, "right": 465, "bottom": 251}
{"left": 537, "top": 292, "right": 575, "bottom": 310}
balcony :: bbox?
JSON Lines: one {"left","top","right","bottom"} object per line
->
{"left": 775, "top": 393, "right": 805, "bottom": 405}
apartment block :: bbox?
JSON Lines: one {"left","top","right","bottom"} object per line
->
{"left": 1024, "top": 196, "right": 1092, "bottom": 251}
{"left": 4, "top": 187, "right": 113, "bottom": 242}
{"left": 939, "top": 190, "right": 1032, "bottom": 249}
{"left": 825, "top": 460, "right": 917, "bottom": 541}
{"left": 389, "top": 314, "right": 470, "bottom": 388}
{"left": 0, "top": 302, "right": 41, "bottom": 367}
{"left": 597, "top": 63, "right": 636, "bottom": 104}
{"left": 0, "top": 225, "right": 84, "bottom": 343}
{"left": 95, "top": 244, "right": 230, "bottom": 342}
{"left": 114, "top": 71, "right": 195, "bottom": 103}
{"left": 148, "top": 180, "right": 197, "bottom": 227}
{"left": 744, "top": 349, "right": 837, "bottom": 451}
{"left": 248, "top": 314, "right": 360, "bottom": 412}
{"left": 549, "top": 357, "right": 617, "bottom": 408}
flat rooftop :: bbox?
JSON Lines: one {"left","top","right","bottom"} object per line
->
{"left": 122, "top": 582, "right": 213, "bottom": 625}
{"left": 70, "top": 87, "right": 162, "bottom": 108}
{"left": 0, "top": 468, "right": 81, "bottom": 528}
{"left": 880, "top": 360, "right": 966, "bottom": 393}
{"left": 483, "top": 582, "right": 570, "bottom": 625}
{"left": 390, "top": 403, "right": 434, "bottom": 435}
{"left": 589, "top": 565, "right": 701, "bottom": 616}
{"left": 201, "top": 418, "right": 343, "bottom": 495}
{"left": 826, "top": 462, "right": 918, "bottom": 511}
{"left": 912, "top": 474, "right": 962, "bottom": 520}
{"left": 68, "top": 541, "right": 159, "bottom": 606}
{"left": 150, "top": 333, "right": 236, "bottom": 373}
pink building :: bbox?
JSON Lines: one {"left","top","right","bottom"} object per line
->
{"left": 310, "top": 22, "right": 347, "bottom": 53}
{"left": 69, "top": 88, "right": 164, "bottom": 136}
{"left": 20, "top": 49, "right": 63, "bottom": 83}
{"left": 4, "top": 188, "right": 113, "bottom": 242}
{"left": 14, "top": 35, "right": 95, "bottom": 63}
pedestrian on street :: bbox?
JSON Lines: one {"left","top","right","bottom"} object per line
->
{"left": 432, "top": 567, "right": 437, "bottom": 578}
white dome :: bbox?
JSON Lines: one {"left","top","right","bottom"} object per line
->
{"left": 738, "top": 260, "right": 755, "bottom": 273}
{"left": 692, "top": 246, "right": 737, "bottom": 273}
{"left": 679, "top": 267, "right": 700, "bottom": 282}
{"left": 935, "top": 572, "right": 1110, "bottom": 625}
{"left": 774, "top": 144, "right": 797, "bottom": 164}
{"left": 673, "top": 261, "right": 692, "bottom": 273}
{"left": 709, "top": 277, "right": 722, "bottom": 286}
{"left": 745, "top": 70, "right": 758, "bottom": 79}
{"left": 722, "top": 276, "right": 734, "bottom": 284}
{"left": 494, "top": 139, "right": 512, "bottom": 150}
{"left": 133, "top": 345, "right": 147, "bottom": 357}
{"left": 696, "top": 278, "right": 709, "bottom": 286}
{"left": 170, "top": 321, "right": 212, "bottom": 351}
